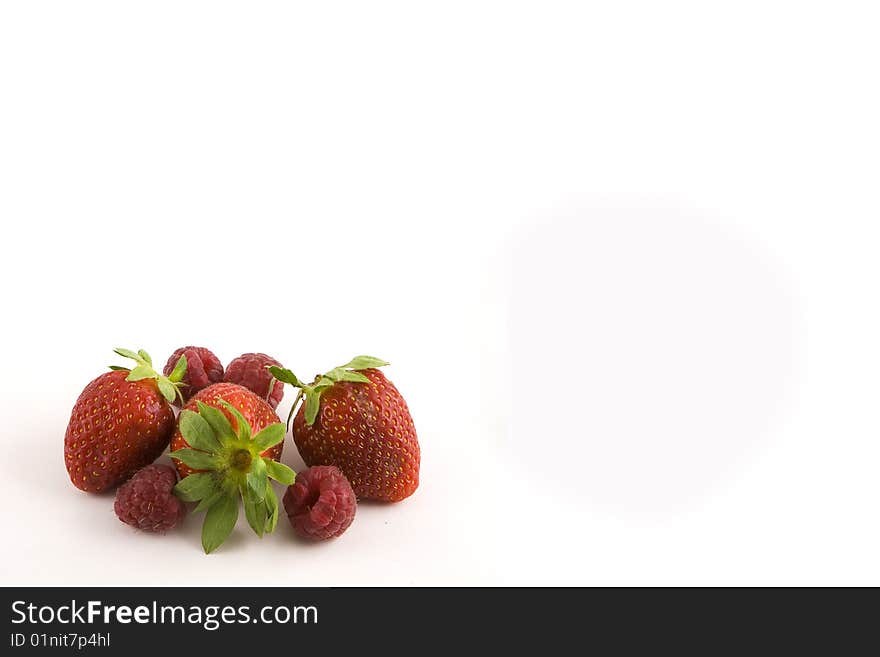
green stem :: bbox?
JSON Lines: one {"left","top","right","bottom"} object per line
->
{"left": 286, "top": 388, "right": 304, "bottom": 430}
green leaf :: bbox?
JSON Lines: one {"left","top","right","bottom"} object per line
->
{"left": 304, "top": 390, "right": 323, "bottom": 426}
{"left": 268, "top": 366, "right": 303, "bottom": 387}
{"left": 244, "top": 501, "right": 266, "bottom": 538}
{"left": 265, "top": 485, "right": 279, "bottom": 533}
{"left": 197, "top": 402, "right": 235, "bottom": 443}
{"left": 157, "top": 378, "right": 176, "bottom": 404}
{"left": 265, "top": 459, "right": 296, "bottom": 485}
{"left": 201, "top": 494, "right": 239, "bottom": 554}
{"left": 178, "top": 410, "right": 221, "bottom": 453}
{"left": 253, "top": 424, "right": 285, "bottom": 452}
{"left": 113, "top": 348, "right": 141, "bottom": 362}
{"left": 328, "top": 368, "right": 371, "bottom": 384}
{"left": 126, "top": 364, "right": 155, "bottom": 381}
{"left": 173, "top": 472, "right": 219, "bottom": 502}
{"left": 108, "top": 365, "right": 129, "bottom": 371}
{"left": 168, "top": 353, "right": 187, "bottom": 383}
{"left": 243, "top": 488, "right": 268, "bottom": 538}
{"left": 138, "top": 349, "right": 152, "bottom": 366}
{"left": 247, "top": 457, "right": 268, "bottom": 500}
{"left": 169, "top": 448, "right": 217, "bottom": 471}
{"left": 194, "top": 488, "right": 223, "bottom": 513}
{"left": 323, "top": 369, "right": 341, "bottom": 382}
{"left": 339, "top": 355, "right": 389, "bottom": 370}
{"left": 219, "top": 400, "right": 252, "bottom": 441}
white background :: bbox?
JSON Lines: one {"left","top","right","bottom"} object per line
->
{"left": 1, "top": 2, "right": 878, "bottom": 586}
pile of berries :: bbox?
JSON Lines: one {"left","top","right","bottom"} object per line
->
{"left": 64, "top": 346, "right": 420, "bottom": 553}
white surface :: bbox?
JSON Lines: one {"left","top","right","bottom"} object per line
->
{"left": 1, "top": 1, "right": 878, "bottom": 586}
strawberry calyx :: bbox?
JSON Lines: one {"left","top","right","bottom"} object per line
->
{"left": 110, "top": 347, "right": 187, "bottom": 405}
{"left": 269, "top": 355, "right": 390, "bottom": 428}
{"left": 170, "top": 400, "right": 295, "bottom": 554}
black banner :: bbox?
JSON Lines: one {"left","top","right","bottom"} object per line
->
{"left": 1, "top": 587, "right": 874, "bottom": 652}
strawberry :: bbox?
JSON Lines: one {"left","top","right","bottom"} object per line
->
{"left": 64, "top": 348, "right": 188, "bottom": 493}
{"left": 270, "top": 356, "right": 420, "bottom": 502}
{"left": 169, "top": 383, "right": 283, "bottom": 478}
{"left": 169, "top": 382, "right": 294, "bottom": 553}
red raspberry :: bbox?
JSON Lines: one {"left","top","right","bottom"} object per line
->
{"left": 283, "top": 466, "right": 356, "bottom": 540}
{"left": 223, "top": 353, "right": 284, "bottom": 409}
{"left": 114, "top": 464, "right": 185, "bottom": 532}
{"left": 162, "top": 346, "right": 223, "bottom": 403}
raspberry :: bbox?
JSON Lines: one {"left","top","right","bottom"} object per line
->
{"left": 283, "top": 466, "right": 356, "bottom": 540}
{"left": 223, "top": 353, "right": 284, "bottom": 409}
{"left": 163, "top": 346, "right": 223, "bottom": 402}
{"left": 114, "top": 464, "right": 185, "bottom": 532}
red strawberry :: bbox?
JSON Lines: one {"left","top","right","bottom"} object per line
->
{"left": 169, "top": 382, "right": 293, "bottom": 553}
{"left": 271, "top": 356, "right": 420, "bottom": 502}
{"left": 64, "top": 348, "right": 186, "bottom": 493}
{"left": 170, "top": 382, "right": 284, "bottom": 479}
